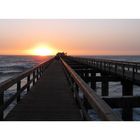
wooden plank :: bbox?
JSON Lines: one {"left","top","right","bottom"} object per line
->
{"left": 102, "top": 96, "right": 140, "bottom": 108}
{"left": 84, "top": 76, "right": 121, "bottom": 82}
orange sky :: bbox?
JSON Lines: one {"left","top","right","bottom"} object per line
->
{"left": 0, "top": 19, "right": 140, "bottom": 55}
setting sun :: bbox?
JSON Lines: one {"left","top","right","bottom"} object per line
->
{"left": 28, "top": 43, "right": 57, "bottom": 56}
{"left": 33, "top": 47, "right": 52, "bottom": 56}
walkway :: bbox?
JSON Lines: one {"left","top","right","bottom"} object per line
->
{"left": 6, "top": 60, "right": 82, "bottom": 121}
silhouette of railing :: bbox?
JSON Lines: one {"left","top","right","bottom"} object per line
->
{"left": 68, "top": 56, "right": 140, "bottom": 85}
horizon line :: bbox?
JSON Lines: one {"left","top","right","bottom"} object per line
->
{"left": 0, "top": 54, "right": 140, "bottom": 56}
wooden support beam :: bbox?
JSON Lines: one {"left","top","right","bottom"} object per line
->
{"left": 84, "top": 71, "right": 89, "bottom": 83}
{"left": 103, "top": 95, "right": 140, "bottom": 121}
{"left": 84, "top": 76, "right": 121, "bottom": 82}
{"left": 103, "top": 96, "right": 140, "bottom": 108}
{"left": 100, "top": 72, "right": 109, "bottom": 96}
{"left": 121, "top": 80, "right": 133, "bottom": 120}
{"left": 75, "top": 69, "right": 98, "bottom": 73}
{"left": 71, "top": 65, "right": 91, "bottom": 69}
{"left": 102, "top": 80, "right": 109, "bottom": 96}
{"left": 122, "top": 80, "right": 133, "bottom": 96}
{"left": 91, "top": 71, "right": 96, "bottom": 90}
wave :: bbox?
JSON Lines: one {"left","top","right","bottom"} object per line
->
{"left": 0, "top": 63, "right": 34, "bottom": 69}
{"left": 0, "top": 71, "right": 21, "bottom": 76}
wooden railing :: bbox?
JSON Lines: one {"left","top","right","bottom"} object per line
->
{"left": 0, "top": 57, "right": 54, "bottom": 120}
{"left": 68, "top": 56, "right": 140, "bottom": 85}
{"left": 61, "top": 58, "right": 122, "bottom": 121}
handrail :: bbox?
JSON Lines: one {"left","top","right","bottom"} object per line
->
{"left": 67, "top": 56, "right": 140, "bottom": 84}
{"left": 70, "top": 56, "right": 140, "bottom": 65}
{"left": 0, "top": 57, "right": 54, "bottom": 120}
{"left": 69, "top": 56, "right": 140, "bottom": 68}
{"left": 61, "top": 58, "right": 122, "bottom": 121}
{"left": 0, "top": 58, "right": 53, "bottom": 92}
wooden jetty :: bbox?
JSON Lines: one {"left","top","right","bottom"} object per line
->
{"left": 5, "top": 60, "right": 82, "bottom": 121}
{"left": 1, "top": 53, "right": 140, "bottom": 121}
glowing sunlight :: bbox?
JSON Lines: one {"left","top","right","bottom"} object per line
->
{"left": 28, "top": 43, "right": 56, "bottom": 56}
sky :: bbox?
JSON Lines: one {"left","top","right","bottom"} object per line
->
{"left": 0, "top": 19, "right": 140, "bottom": 55}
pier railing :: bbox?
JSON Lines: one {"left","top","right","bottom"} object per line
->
{"left": 68, "top": 56, "right": 140, "bottom": 85}
{"left": 61, "top": 58, "right": 122, "bottom": 121}
{"left": 0, "top": 57, "right": 54, "bottom": 120}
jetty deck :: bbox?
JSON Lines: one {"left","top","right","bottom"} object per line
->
{"left": 5, "top": 60, "right": 82, "bottom": 121}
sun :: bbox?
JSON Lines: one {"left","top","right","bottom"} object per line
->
{"left": 33, "top": 47, "right": 52, "bottom": 56}
{"left": 29, "top": 43, "right": 56, "bottom": 56}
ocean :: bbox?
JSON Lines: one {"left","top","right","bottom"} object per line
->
{"left": 0, "top": 55, "right": 140, "bottom": 120}
{"left": 0, "top": 55, "right": 52, "bottom": 83}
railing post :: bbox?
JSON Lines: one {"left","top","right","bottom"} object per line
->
{"left": 27, "top": 75, "right": 30, "bottom": 92}
{"left": 108, "top": 63, "right": 110, "bottom": 72}
{"left": 37, "top": 69, "right": 39, "bottom": 80}
{"left": 38, "top": 68, "right": 40, "bottom": 78}
{"left": 41, "top": 66, "right": 43, "bottom": 74}
{"left": 41, "top": 66, "right": 43, "bottom": 75}
{"left": 39, "top": 67, "right": 41, "bottom": 77}
{"left": 132, "top": 65, "right": 135, "bottom": 80}
{"left": 80, "top": 71, "right": 84, "bottom": 79}
{"left": 69, "top": 76, "right": 74, "bottom": 92}
{"left": 135, "top": 64, "right": 138, "bottom": 73}
{"left": 122, "top": 64, "right": 125, "bottom": 77}
{"left": 104, "top": 62, "right": 106, "bottom": 70}
{"left": 73, "top": 83, "right": 90, "bottom": 120}
{"left": 83, "top": 95, "right": 92, "bottom": 111}
{"left": 33, "top": 71, "right": 35, "bottom": 85}
{"left": 39, "top": 67, "right": 41, "bottom": 76}
{"left": 100, "top": 62, "right": 102, "bottom": 69}
{"left": 115, "top": 64, "right": 117, "bottom": 73}
{"left": 42, "top": 65, "right": 44, "bottom": 73}
{"left": 17, "top": 81, "right": 21, "bottom": 102}
{"left": 84, "top": 71, "right": 89, "bottom": 83}
{"left": 105, "top": 63, "right": 107, "bottom": 70}
{"left": 73, "top": 83, "right": 80, "bottom": 107}
{"left": 0, "top": 91, "right": 4, "bottom": 120}
{"left": 91, "top": 70, "right": 96, "bottom": 90}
